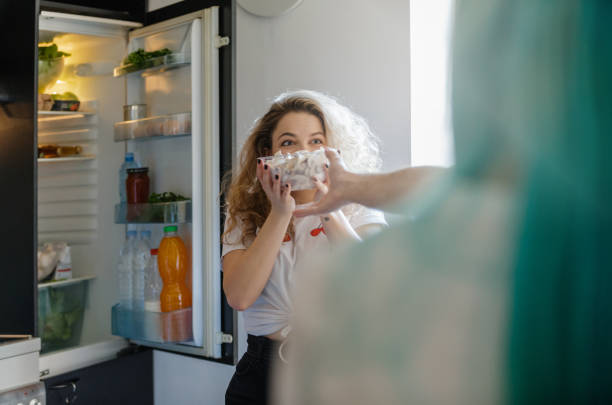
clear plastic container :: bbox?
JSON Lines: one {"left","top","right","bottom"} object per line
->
{"left": 119, "top": 152, "right": 139, "bottom": 203}
{"left": 261, "top": 148, "right": 329, "bottom": 190}
{"left": 133, "top": 230, "right": 151, "bottom": 310}
{"left": 144, "top": 249, "right": 162, "bottom": 312}
{"left": 38, "top": 278, "right": 90, "bottom": 353}
{"left": 113, "top": 112, "right": 191, "bottom": 141}
{"left": 117, "top": 230, "right": 137, "bottom": 308}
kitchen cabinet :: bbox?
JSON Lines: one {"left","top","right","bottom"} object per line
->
{"left": 44, "top": 347, "right": 153, "bottom": 405}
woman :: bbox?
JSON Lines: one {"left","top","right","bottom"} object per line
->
{"left": 222, "top": 90, "right": 387, "bottom": 404}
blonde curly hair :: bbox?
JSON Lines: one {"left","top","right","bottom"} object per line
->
{"left": 223, "top": 90, "right": 382, "bottom": 246}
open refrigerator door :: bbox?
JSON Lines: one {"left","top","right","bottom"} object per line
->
{"left": 110, "top": 8, "right": 227, "bottom": 359}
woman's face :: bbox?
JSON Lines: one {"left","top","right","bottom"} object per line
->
{"left": 270, "top": 111, "right": 326, "bottom": 155}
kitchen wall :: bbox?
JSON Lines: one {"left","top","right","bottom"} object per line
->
{"left": 236, "top": 0, "right": 411, "bottom": 170}
{"left": 153, "top": 1, "right": 411, "bottom": 403}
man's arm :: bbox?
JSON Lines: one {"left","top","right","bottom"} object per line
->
{"left": 294, "top": 148, "right": 444, "bottom": 217}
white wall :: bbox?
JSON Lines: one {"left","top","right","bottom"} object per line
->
{"left": 236, "top": 0, "right": 411, "bottom": 170}
{"left": 154, "top": 2, "right": 411, "bottom": 404}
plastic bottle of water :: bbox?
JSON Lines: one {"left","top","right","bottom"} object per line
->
{"left": 118, "top": 230, "right": 138, "bottom": 308}
{"left": 119, "top": 152, "right": 139, "bottom": 203}
{"left": 144, "top": 248, "right": 162, "bottom": 312}
{"left": 133, "top": 230, "right": 152, "bottom": 310}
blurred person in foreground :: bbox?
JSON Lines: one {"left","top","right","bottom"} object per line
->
{"left": 276, "top": 0, "right": 612, "bottom": 404}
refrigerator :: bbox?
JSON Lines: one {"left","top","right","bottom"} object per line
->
{"left": 0, "top": 0, "right": 237, "bottom": 381}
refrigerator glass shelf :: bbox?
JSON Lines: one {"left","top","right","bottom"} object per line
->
{"left": 38, "top": 155, "right": 95, "bottom": 163}
{"left": 38, "top": 110, "right": 95, "bottom": 120}
{"left": 111, "top": 303, "right": 193, "bottom": 344}
{"left": 113, "top": 53, "right": 190, "bottom": 77}
{"left": 38, "top": 275, "right": 96, "bottom": 290}
{"left": 114, "top": 200, "right": 192, "bottom": 224}
{"left": 113, "top": 112, "right": 191, "bottom": 142}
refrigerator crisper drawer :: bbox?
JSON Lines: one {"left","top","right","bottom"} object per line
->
{"left": 113, "top": 112, "right": 191, "bottom": 141}
{"left": 111, "top": 304, "right": 192, "bottom": 343}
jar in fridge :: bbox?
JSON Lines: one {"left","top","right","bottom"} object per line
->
{"left": 126, "top": 167, "right": 150, "bottom": 204}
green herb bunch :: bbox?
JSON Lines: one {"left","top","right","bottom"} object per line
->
{"left": 123, "top": 48, "right": 172, "bottom": 69}
{"left": 39, "top": 43, "right": 71, "bottom": 61}
{"left": 148, "top": 192, "right": 189, "bottom": 203}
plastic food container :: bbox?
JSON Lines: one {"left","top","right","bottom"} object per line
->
{"left": 37, "top": 278, "right": 90, "bottom": 354}
{"left": 38, "top": 58, "right": 64, "bottom": 93}
{"left": 51, "top": 99, "right": 80, "bottom": 112}
{"left": 261, "top": 149, "right": 329, "bottom": 190}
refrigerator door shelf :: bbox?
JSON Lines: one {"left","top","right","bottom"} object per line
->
{"left": 113, "top": 112, "right": 191, "bottom": 141}
{"left": 111, "top": 304, "right": 193, "bottom": 344}
{"left": 114, "top": 201, "right": 192, "bottom": 224}
{"left": 113, "top": 52, "right": 191, "bottom": 77}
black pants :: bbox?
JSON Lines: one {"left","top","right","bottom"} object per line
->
{"left": 225, "top": 334, "right": 279, "bottom": 405}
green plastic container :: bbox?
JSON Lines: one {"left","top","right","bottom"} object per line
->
{"left": 37, "top": 278, "right": 89, "bottom": 354}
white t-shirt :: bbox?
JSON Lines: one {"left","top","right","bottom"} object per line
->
{"left": 222, "top": 204, "right": 387, "bottom": 336}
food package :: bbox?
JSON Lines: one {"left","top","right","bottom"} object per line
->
{"left": 38, "top": 242, "right": 67, "bottom": 281}
{"left": 38, "top": 144, "right": 82, "bottom": 158}
{"left": 262, "top": 148, "right": 329, "bottom": 190}
{"left": 38, "top": 94, "right": 53, "bottom": 111}
{"left": 57, "top": 145, "right": 82, "bottom": 156}
{"left": 38, "top": 144, "right": 60, "bottom": 158}
{"left": 53, "top": 245, "right": 72, "bottom": 280}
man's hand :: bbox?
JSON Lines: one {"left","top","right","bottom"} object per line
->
{"left": 294, "top": 148, "right": 354, "bottom": 217}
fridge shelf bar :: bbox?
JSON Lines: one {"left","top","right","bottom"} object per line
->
{"left": 38, "top": 275, "right": 96, "bottom": 290}
{"left": 113, "top": 53, "right": 190, "bottom": 77}
{"left": 38, "top": 155, "right": 96, "bottom": 163}
{"left": 113, "top": 112, "right": 191, "bottom": 142}
{"left": 111, "top": 304, "right": 193, "bottom": 344}
{"left": 114, "top": 200, "right": 192, "bottom": 224}
{"left": 38, "top": 110, "right": 95, "bottom": 120}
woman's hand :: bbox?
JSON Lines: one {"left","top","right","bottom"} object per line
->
{"left": 294, "top": 148, "right": 354, "bottom": 217}
{"left": 257, "top": 158, "right": 295, "bottom": 217}
{"left": 308, "top": 159, "right": 362, "bottom": 244}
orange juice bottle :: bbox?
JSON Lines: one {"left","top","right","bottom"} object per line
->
{"left": 158, "top": 225, "right": 191, "bottom": 312}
